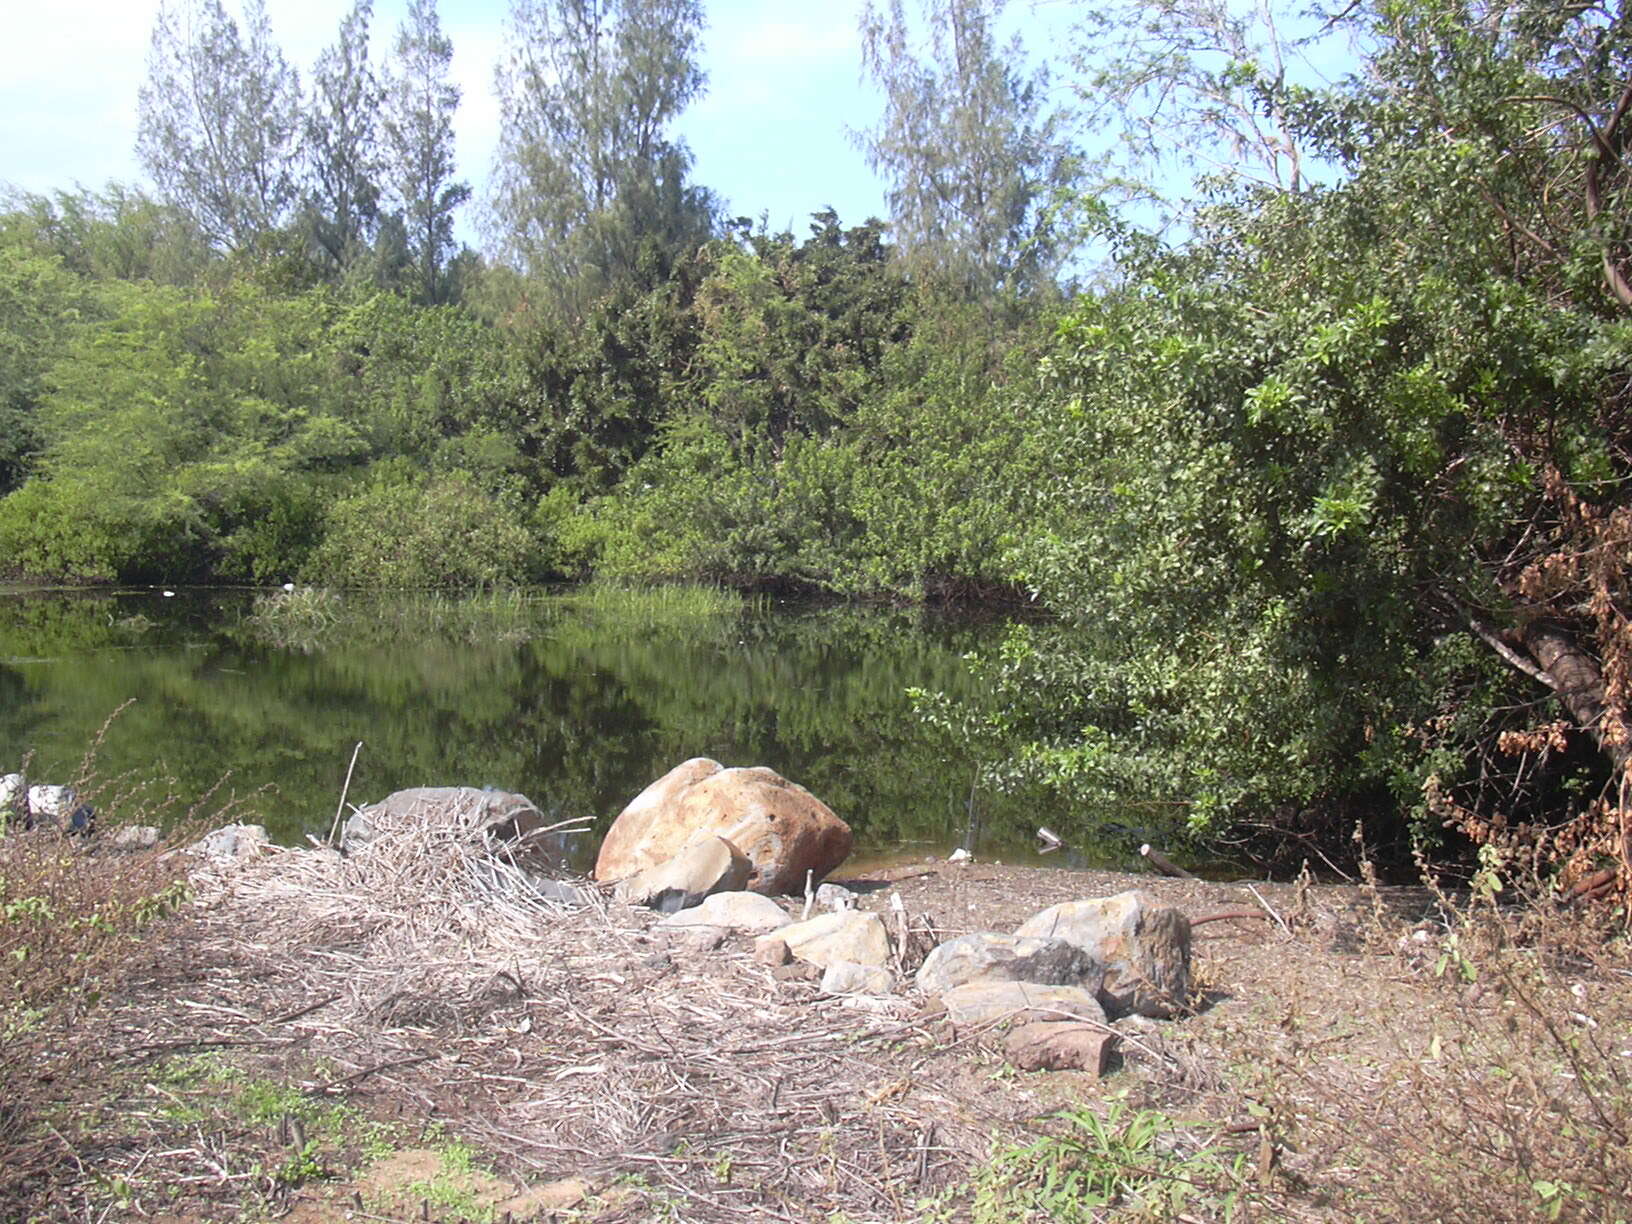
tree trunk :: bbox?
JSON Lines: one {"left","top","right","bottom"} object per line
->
{"left": 1520, "top": 618, "right": 1631, "bottom": 773}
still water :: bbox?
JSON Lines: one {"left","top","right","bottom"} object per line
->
{"left": 0, "top": 586, "right": 1122, "bottom": 870}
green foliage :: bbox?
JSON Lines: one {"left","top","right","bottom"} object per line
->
{"left": 302, "top": 470, "right": 537, "bottom": 589}
{"left": 950, "top": 1101, "right": 1250, "bottom": 1222}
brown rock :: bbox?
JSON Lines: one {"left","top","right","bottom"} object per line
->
{"left": 1005, "top": 1022, "right": 1118, "bottom": 1075}
{"left": 1016, "top": 890, "right": 1192, "bottom": 1018}
{"left": 771, "top": 961, "right": 822, "bottom": 983}
{"left": 595, "top": 758, "right": 853, "bottom": 894}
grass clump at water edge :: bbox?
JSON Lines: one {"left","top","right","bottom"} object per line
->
{"left": 245, "top": 579, "right": 755, "bottom": 649}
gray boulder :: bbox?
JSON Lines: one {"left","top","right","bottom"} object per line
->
{"left": 344, "top": 787, "right": 570, "bottom": 868}
{"left": 915, "top": 932, "right": 1102, "bottom": 998}
{"left": 25, "top": 784, "right": 94, "bottom": 834}
{"left": 1015, "top": 890, "right": 1191, "bottom": 1018}
{"left": 190, "top": 823, "right": 272, "bottom": 862}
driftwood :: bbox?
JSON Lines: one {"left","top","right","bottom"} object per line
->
{"left": 1191, "top": 908, "right": 1271, "bottom": 928}
{"left": 1563, "top": 867, "right": 1619, "bottom": 905}
{"left": 1140, "top": 843, "right": 1196, "bottom": 879}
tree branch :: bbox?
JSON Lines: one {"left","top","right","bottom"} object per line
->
{"left": 1455, "top": 601, "right": 1558, "bottom": 689}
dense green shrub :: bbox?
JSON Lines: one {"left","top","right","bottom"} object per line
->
{"left": 301, "top": 471, "right": 538, "bottom": 589}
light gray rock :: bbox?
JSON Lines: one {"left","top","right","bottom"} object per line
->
{"left": 758, "top": 910, "right": 890, "bottom": 969}
{"left": 27, "top": 784, "right": 74, "bottom": 823}
{"left": 24, "top": 785, "right": 94, "bottom": 834}
{"left": 111, "top": 825, "right": 162, "bottom": 850}
{"left": 815, "top": 882, "right": 856, "bottom": 911}
{"left": 915, "top": 932, "right": 1102, "bottom": 998}
{"left": 821, "top": 960, "right": 894, "bottom": 995}
{"left": 1015, "top": 890, "right": 1192, "bottom": 1018}
{"left": 940, "top": 981, "right": 1108, "bottom": 1028}
{"left": 657, "top": 891, "right": 792, "bottom": 933}
{"left": 190, "top": 823, "right": 271, "bottom": 862}
{"left": 615, "top": 836, "right": 751, "bottom": 912}
{"left": 0, "top": 773, "right": 25, "bottom": 820}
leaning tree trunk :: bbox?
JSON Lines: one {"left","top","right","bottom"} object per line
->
{"left": 1520, "top": 620, "right": 1632, "bottom": 774}
{"left": 1518, "top": 619, "right": 1632, "bottom": 896}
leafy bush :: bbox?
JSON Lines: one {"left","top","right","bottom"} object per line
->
{"left": 302, "top": 471, "right": 538, "bottom": 589}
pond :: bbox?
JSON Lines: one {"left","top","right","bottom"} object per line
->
{"left": 0, "top": 585, "right": 1136, "bottom": 871}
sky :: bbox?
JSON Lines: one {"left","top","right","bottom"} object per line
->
{"left": 0, "top": 0, "right": 925, "bottom": 247}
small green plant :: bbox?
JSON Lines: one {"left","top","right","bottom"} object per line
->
{"left": 965, "top": 1100, "right": 1251, "bottom": 1223}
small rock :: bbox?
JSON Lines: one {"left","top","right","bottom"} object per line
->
{"left": 761, "top": 909, "right": 891, "bottom": 969}
{"left": 615, "top": 836, "right": 751, "bottom": 911}
{"left": 815, "top": 882, "right": 856, "bottom": 911}
{"left": 665, "top": 925, "right": 725, "bottom": 953}
{"left": 657, "top": 890, "right": 792, "bottom": 933}
{"left": 111, "top": 825, "right": 162, "bottom": 850}
{"left": 1005, "top": 1021, "right": 1118, "bottom": 1075}
{"left": 939, "top": 981, "right": 1107, "bottom": 1028}
{"left": 821, "top": 960, "right": 894, "bottom": 995}
{"left": 189, "top": 823, "right": 272, "bottom": 862}
{"left": 1016, "top": 890, "right": 1191, "bottom": 1018}
{"left": 771, "top": 961, "right": 822, "bottom": 983}
{"left": 755, "top": 937, "right": 793, "bottom": 967}
{"left": 915, "top": 932, "right": 1102, "bottom": 997}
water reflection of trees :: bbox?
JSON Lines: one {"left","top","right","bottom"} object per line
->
{"left": 0, "top": 591, "right": 1082, "bottom": 861}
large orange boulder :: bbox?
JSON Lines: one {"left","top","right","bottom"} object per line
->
{"left": 594, "top": 758, "right": 853, "bottom": 895}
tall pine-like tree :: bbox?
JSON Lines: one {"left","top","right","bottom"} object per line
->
{"left": 137, "top": 0, "right": 301, "bottom": 251}
{"left": 856, "top": 0, "right": 1082, "bottom": 299}
{"left": 304, "top": 0, "right": 385, "bottom": 275}
{"left": 490, "top": 0, "right": 717, "bottom": 308}
{"left": 382, "top": 0, "right": 469, "bottom": 303}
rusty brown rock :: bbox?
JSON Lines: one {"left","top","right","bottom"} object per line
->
{"left": 755, "top": 937, "right": 793, "bottom": 967}
{"left": 594, "top": 758, "right": 853, "bottom": 894}
{"left": 1004, "top": 1021, "right": 1118, "bottom": 1075}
